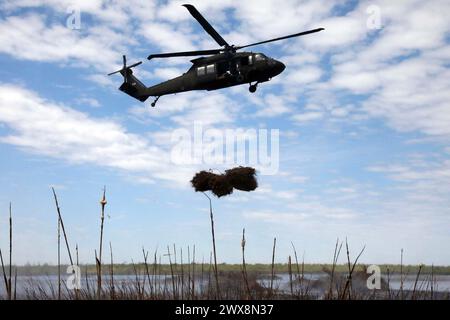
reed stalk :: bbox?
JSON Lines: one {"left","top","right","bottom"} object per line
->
{"left": 386, "top": 267, "right": 391, "bottom": 299}
{"left": 98, "top": 187, "right": 107, "bottom": 298}
{"left": 143, "top": 247, "right": 151, "bottom": 298}
{"left": 270, "top": 237, "right": 276, "bottom": 297}
{"left": 430, "top": 264, "right": 434, "bottom": 300}
{"left": 400, "top": 249, "right": 404, "bottom": 300}
{"left": 183, "top": 247, "right": 187, "bottom": 299}
{"left": 412, "top": 264, "right": 423, "bottom": 300}
{"left": 51, "top": 188, "right": 74, "bottom": 265}
{"left": 288, "top": 255, "right": 293, "bottom": 296}
{"left": 167, "top": 246, "right": 176, "bottom": 299}
{"left": 95, "top": 250, "right": 100, "bottom": 298}
{"left": 290, "top": 242, "right": 301, "bottom": 297}
{"left": 85, "top": 266, "right": 90, "bottom": 298}
{"left": 57, "top": 216, "right": 61, "bottom": 300}
{"left": 341, "top": 243, "right": 366, "bottom": 300}
{"left": 241, "top": 228, "right": 251, "bottom": 299}
{"left": 344, "top": 238, "right": 352, "bottom": 299}
{"left": 110, "top": 242, "right": 115, "bottom": 300}
{"left": 0, "top": 248, "right": 8, "bottom": 297}
{"left": 192, "top": 245, "right": 196, "bottom": 299}
{"left": 203, "top": 192, "right": 220, "bottom": 299}
{"left": 152, "top": 250, "right": 158, "bottom": 298}
{"left": 75, "top": 243, "right": 79, "bottom": 299}
{"left": 328, "top": 238, "right": 342, "bottom": 299}
{"left": 9, "top": 202, "right": 12, "bottom": 300}
{"left": 13, "top": 268, "right": 17, "bottom": 300}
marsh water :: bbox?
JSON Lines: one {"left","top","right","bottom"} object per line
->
{"left": 1, "top": 273, "right": 449, "bottom": 299}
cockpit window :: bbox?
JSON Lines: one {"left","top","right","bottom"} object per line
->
{"left": 254, "top": 53, "right": 265, "bottom": 61}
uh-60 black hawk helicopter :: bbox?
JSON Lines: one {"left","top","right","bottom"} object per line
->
{"left": 108, "top": 4, "right": 324, "bottom": 107}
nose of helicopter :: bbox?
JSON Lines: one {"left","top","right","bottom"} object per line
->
{"left": 271, "top": 60, "right": 286, "bottom": 77}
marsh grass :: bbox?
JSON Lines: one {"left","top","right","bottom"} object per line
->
{"left": 0, "top": 191, "right": 449, "bottom": 300}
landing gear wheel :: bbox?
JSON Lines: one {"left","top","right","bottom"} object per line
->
{"left": 151, "top": 96, "right": 160, "bottom": 107}
{"left": 249, "top": 84, "right": 257, "bottom": 93}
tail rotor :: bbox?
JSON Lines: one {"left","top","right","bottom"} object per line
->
{"left": 108, "top": 55, "right": 142, "bottom": 83}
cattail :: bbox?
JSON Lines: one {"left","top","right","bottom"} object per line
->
{"left": 97, "top": 187, "right": 107, "bottom": 299}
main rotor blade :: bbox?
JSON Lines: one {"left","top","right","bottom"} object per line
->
{"left": 182, "top": 4, "right": 229, "bottom": 47}
{"left": 235, "top": 28, "right": 325, "bottom": 50}
{"left": 127, "top": 61, "right": 142, "bottom": 69}
{"left": 148, "top": 49, "right": 222, "bottom": 60}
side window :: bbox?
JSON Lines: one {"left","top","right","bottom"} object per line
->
{"left": 206, "top": 64, "right": 215, "bottom": 74}
{"left": 241, "top": 56, "right": 252, "bottom": 66}
{"left": 197, "top": 66, "right": 206, "bottom": 76}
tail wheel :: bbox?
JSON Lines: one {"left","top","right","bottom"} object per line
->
{"left": 249, "top": 84, "right": 257, "bottom": 93}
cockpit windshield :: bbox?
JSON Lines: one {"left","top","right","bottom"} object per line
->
{"left": 254, "top": 53, "right": 266, "bottom": 61}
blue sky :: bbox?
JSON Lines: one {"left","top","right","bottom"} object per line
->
{"left": 0, "top": 0, "right": 449, "bottom": 266}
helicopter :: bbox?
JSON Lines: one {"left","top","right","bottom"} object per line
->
{"left": 108, "top": 4, "right": 324, "bottom": 107}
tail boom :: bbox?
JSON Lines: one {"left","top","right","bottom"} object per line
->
{"left": 119, "top": 71, "right": 150, "bottom": 102}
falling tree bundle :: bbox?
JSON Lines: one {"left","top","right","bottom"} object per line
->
{"left": 190, "top": 171, "right": 215, "bottom": 192}
{"left": 210, "top": 174, "right": 234, "bottom": 197}
{"left": 225, "top": 167, "right": 257, "bottom": 191}
{"left": 191, "top": 166, "right": 258, "bottom": 197}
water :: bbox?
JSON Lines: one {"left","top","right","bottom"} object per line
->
{"left": 1, "top": 273, "right": 449, "bottom": 299}
{"left": 387, "top": 274, "right": 450, "bottom": 292}
{"left": 258, "top": 273, "right": 450, "bottom": 293}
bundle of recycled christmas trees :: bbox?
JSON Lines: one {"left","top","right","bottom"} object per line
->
{"left": 191, "top": 166, "right": 258, "bottom": 197}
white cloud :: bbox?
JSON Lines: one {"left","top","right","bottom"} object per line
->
{"left": 86, "top": 73, "right": 117, "bottom": 87}
{"left": 0, "top": 14, "right": 128, "bottom": 72}
{"left": 0, "top": 84, "right": 198, "bottom": 186}
{"left": 284, "top": 65, "right": 323, "bottom": 85}
{"left": 244, "top": 201, "right": 358, "bottom": 224}
{"left": 0, "top": 0, "right": 157, "bottom": 27}
{"left": 244, "top": 211, "right": 308, "bottom": 223}
{"left": 301, "top": 15, "right": 368, "bottom": 49}
{"left": 253, "top": 94, "right": 292, "bottom": 117}
{"left": 170, "top": 92, "right": 237, "bottom": 126}
{"left": 291, "top": 111, "right": 323, "bottom": 124}
{"left": 139, "top": 22, "right": 197, "bottom": 52}
{"left": 76, "top": 97, "right": 101, "bottom": 108}
{"left": 314, "top": 0, "right": 450, "bottom": 140}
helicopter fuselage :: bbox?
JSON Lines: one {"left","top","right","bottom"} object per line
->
{"left": 143, "top": 52, "right": 285, "bottom": 97}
